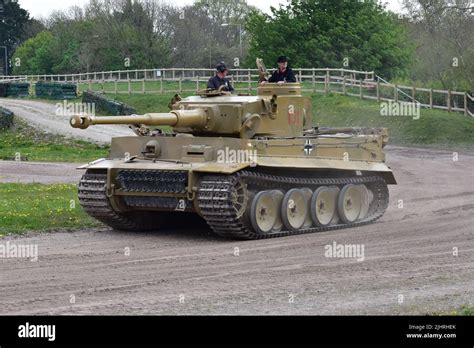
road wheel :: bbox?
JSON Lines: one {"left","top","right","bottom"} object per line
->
{"left": 250, "top": 191, "right": 279, "bottom": 234}
{"left": 311, "top": 186, "right": 338, "bottom": 227}
{"left": 338, "top": 184, "right": 362, "bottom": 224}
{"left": 281, "top": 189, "right": 308, "bottom": 231}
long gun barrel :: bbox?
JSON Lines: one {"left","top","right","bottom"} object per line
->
{"left": 70, "top": 108, "right": 207, "bottom": 129}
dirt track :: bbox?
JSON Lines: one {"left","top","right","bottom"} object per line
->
{"left": 0, "top": 161, "right": 81, "bottom": 184}
{"left": 0, "top": 99, "right": 133, "bottom": 143}
{"left": 0, "top": 146, "right": 473, "bottom": 315}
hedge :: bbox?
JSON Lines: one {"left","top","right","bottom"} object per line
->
{"left": 82, "top": 91, "right": 136, "bottom": 115}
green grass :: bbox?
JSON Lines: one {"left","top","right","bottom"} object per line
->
{"left": 433, "top": 306, "right": 474, "bottom": 316}
{"left": 0, "top": 183, "right": 100, "bottom": 234}
{"left": 0, "top": 120, "right": 109, "bottom": 162}
{"left": 460, "top": 307, "right": 474, "bottom": 315}
{"left": 312, "top": 93, "right": 474, "bottom": 149}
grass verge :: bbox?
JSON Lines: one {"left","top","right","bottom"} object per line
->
{"left": 434, "top": 306, "right": 474, "bottom": 316}
{"left": 313, "top": 93, "right": 474, "bottom": 150}
{"left": 0, "top": 119, "right": 109, "bottom": 162}
{"left": 0, "top": 183, "right": 100, "bottom": 235}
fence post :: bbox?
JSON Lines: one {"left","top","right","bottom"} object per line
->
{"left": 359, "top": 79, "right": 363, "bottom": 99}
{"left": 128, "top": 79, "right": 131, "bottom": 95}
{"left": 179, "top": 76, "right": 182, "bottom": 93}
{"left": 376, "top": 79, "right": 380, "bottom": 102}
{"left": 196, "top": 75, "right": 200, "bottom": 91}
{"left": 394, "top": 85, "right": 398, "bottom": 102}
{"left": 172, "top": 69, "right": 175, "bottom": 80}
{"left": 325, "top": 68, "right": 329, "bottom": 94}
{"left": 447, "top": 90, "right": 451, "bottom": 112}
{"left": 299, "top": 68, "right": 302, "bottom": 83}
{"left": 412, "top": 86, "right": 416, "bottom": 103}
{"left": 429, "top": 89, "right": 433, "bottom": 108}
{"left": 342, "top": 76, "right": 346, "bottom": 95}
{"left": 248, "top": 71, "right": 251, "bottom": 93}
{"left": 160, "top": 75, "right": 163, "bottom": 94}
{"left": 464, "top": 92, "right": 468, "bottom": 116}
{"left": 312, "top": 68, "right": 315, "bottom": 92}
{"left": 142, "top": 79, "right": 145, "bottom": 94}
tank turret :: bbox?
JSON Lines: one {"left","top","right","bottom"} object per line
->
{"left": 70, "top": 84, "right": 312, "bottom": 139}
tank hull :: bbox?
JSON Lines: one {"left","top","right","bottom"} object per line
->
{"left": 78, "top": 134, "right": 394, "bottom": 239}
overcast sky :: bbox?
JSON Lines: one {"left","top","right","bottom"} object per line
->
{"left": 17, "top": 0, "right": 404, "bottom": 19}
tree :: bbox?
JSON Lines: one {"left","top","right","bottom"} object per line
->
{"left": 0, "top": 0, "right": 31, "bottom": 74}
{"left": 10, "top": 0, "right": 256, "bottom": 73}
{"left": 245, "top": 0, "right": 414, "bottom": 79}
{"left": 11, "top": 32, "right": 56, "bottom": 74}
{"left": 402, "top": 0, "right": 473, "bottom": 90}
{"left": 168, "top": 0, "right": 256, "bottom": 68}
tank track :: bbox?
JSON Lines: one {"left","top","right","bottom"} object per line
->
{"left": 78, "top": 173, "right": 165, "bottom": 231}
{"left": 197, "top": 171, "right": 389, "bottom": 240}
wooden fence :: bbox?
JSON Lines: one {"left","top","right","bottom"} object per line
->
{"left": 1, "top": 67, "right": 472, "bottom": 116}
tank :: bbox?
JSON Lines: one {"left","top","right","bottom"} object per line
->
{"left": 70, "top": 64, "right": 396, "bottom": 239}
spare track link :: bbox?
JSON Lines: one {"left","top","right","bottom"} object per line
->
{"left": 198, "top": 171, "right": 389, "bottom": 240}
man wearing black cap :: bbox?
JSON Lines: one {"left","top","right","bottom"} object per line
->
{"left": 207, "top": 62, "right": 234, "bottom": 94}
{"left": 266, "top": 56, "right": 296, "bottom": 84}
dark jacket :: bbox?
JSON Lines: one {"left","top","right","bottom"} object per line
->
{"left": 207, "top": 75, "right": 234, "bottom": 92}
{"left": 268, "top": 67, "right": 296, "bottom": 83}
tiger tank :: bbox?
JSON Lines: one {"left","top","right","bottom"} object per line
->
{"left": 70, "top": 62, "right": 396, "bottom": 239}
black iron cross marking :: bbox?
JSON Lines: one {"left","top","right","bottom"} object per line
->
{"left": 304, "top": 139, "right": 314, "bottom": 155}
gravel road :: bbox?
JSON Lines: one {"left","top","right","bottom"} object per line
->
{"left": 0, "top": 146, "right": 472, "bottom": 315}
{"left": 0, "top": 161, "right": 82, "bottom": 184}
{"left": 0, "top": 99, "right": 133, "bottom": 144}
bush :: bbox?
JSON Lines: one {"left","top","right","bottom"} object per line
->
{"left": 0, "top": 107, "right": 14, "bottom": 129}
{"left": 82, "top": 91, "right": 136, "bottom": 115}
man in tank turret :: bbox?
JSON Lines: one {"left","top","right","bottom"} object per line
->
{"left": 262, "top": 56, "right": 297, "bottom": 84}
{"left": 207, "top": 62, "right": 234, "bottom": 95}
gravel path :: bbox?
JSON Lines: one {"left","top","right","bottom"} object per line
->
{"left": 0, "top": 99, "right": 133, "bottom": 144}
{"left": 0, "top": 161, "right": 83, "bottom": 184}
{"left": 0, "top": 146, "right": 472, "bottom": 315}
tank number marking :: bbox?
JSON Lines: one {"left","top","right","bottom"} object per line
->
{"left": 288, "top": 104, "right": 301, "bottom": 125}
